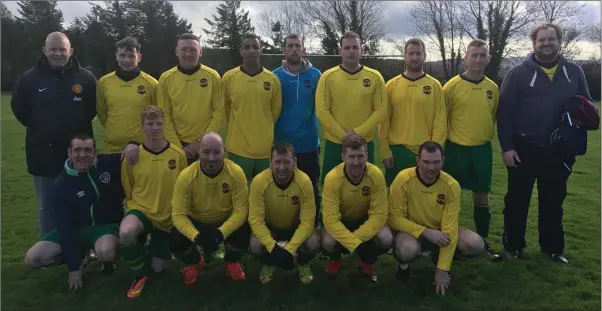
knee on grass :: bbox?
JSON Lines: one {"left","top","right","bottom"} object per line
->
{"left": 24, "top": 243, "right": 60, "bottom": 269}
{"left": 458, "top": 228, "right": 485, "bottom": 257}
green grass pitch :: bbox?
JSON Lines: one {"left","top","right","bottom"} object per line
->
{"left": 1, "top": 92, "right": 600, "bottom": 310}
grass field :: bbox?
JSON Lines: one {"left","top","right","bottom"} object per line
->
{"left": 1, "top": 92, "right": 600, "bottom": 310}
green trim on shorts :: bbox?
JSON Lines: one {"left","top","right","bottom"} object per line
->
{"left": 385, "top": 144, "right": 417, "bottom": 186}
{"left": 125, "top": 209, "right": 172, "bottom": 260}
{"left": 443, "top": 140, "right": 492, "bottom": 193}
{"left": 321, "top": 140, "right": 375, "bottom": 185}
{"left": 228, "top": 153, "right": 270, "bottom": 181}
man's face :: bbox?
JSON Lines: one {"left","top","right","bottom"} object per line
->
{"left": 533, "top": 27, "right": 560, "bottom": 61}
{"left": 240, "top": 38, "right": 262, "bottom": 62}
{"left": 116, "top": 47, "right": 141, "bottom": 72}
{"left": 283, "top": 37, "right": 304, "bottom": 65}
{"left": 339, "top": 38, "right": 362, "bottom": 64}
{"left": 198, "top": 140, "right": 225, "bottom": 174}
{"left": 465, "top": 45, "right": 491, "bottom": 73}
{"left": 342, "top": 146, "right": 367, "bottom": 176}
{"left": 175, "top": 39, "right": 201, "bottom": 69}
{"left": 270, "top": 150, "right": 296, "bottom": 183}
{"left": 416, "top": 150, "right": 444, "bottom": 180}
{"left": 404, "top": 43, "right": 425, "bottom": 72}
{"left": 142, "top": 117, "right": 164, "bottom": 140}
{"left": 43, "top": 37, "right": 73, "bottom": 68}
{"left": 68, "top": 139, "right": 95, "bottom": 171}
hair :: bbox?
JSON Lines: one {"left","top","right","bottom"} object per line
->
{"left": 241, "top": 33, "right": 261, "bottom": 46}
{"left": 418, "top": 141, "right": 444, "bottom": 158}
{"left": 70, "top": 133, "right": 96, "bottom": 149}
{"left": 339, "top": 31, "right": 361, "bottom": 48}
{"left": 176, "top": 33, "right": 200, "bottom": 43}
{"left": 466, "top": 39, "right": 488, "bottom": 51}
{"left": 283, "top": 34, "right": 302, "bottom": 48}
{"left": 271, "top": 141, "right": 296, "bottom": 158}
{"left": 115, "top": 36, "right": 141, "bottom": 53}
{"left": 530, "top": 23, "right": 563, "bottom": 43}
{"left": 140, "top": 105, "right": 165, "bottom": 123}
{"left": 341, "top": 134, "right": 367, "bottom": 153}
{"left": 404, "top": 38, "right": 426, "bottom": 54}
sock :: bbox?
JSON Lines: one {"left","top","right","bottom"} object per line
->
{"left": 120, "top": 240, "right": 150, "bottom": 278}
{"left": 172, "top": 246, "right": 202, "bottom": 266}
{"left": 399, "top": 264, "right": 409, "bottom": 270}
{"left": 223, "top": 243, "right": 245, "bottom": 263}
{"left": 297, "top": 249, "right": 316, "bottom": 265}
{"left": 474, "top": 204, "right": 491, "bottom": 238}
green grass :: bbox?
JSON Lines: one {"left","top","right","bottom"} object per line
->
{"left": 1, "top": 92, "right": 600, "bottom": 310}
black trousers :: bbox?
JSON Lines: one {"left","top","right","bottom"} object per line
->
{"left": 295, "top": 148, "right": 321, "bottom": 227}
{"left": 502, "top": 139, "right": 575, "bottom": 254}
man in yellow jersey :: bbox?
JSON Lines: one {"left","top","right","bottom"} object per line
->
{"left": 316, "top": 31, "right": 387, "bottom": 185}
{"left": 158, "top": 33, "right": 222, "bottom": 164}
{"left": 96, "top": 37, "right": 157, "bottom": 162}
{"left": 321, "top": 134, "right": 391, "bottom": 282}
{"left": 388, "top": 141, "right": 484, "bottom": 296}
{"left": 249, "top": 142, "right": 319, "bottom": 284}
{"left": 378, "top": 38, "right": 447, "bottom": 187}
{"left": 170, "top": 132, "right": 250, "bottom": 284}
{"left": 442, "top": 39, "right": 501, "bottom": 261}
{"left": 222, "top": 34, "right": 282, "bottom": 180}
{"left": 119, "top": 106, "right": 187, "bottom": 298}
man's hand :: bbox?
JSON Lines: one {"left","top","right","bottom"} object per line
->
{"left": 270, "top": 244, "right": 295, "bottom": 270}
{"left": 422, "top": 228, "right": 451, "bottom": 247}
{"left": 68, "top": 270, "right": 83, "bottom": 291}
{"left": 123, "top": 143, "right": 140, "bottom": 165}
{"left": 195, "top": 229, "right": 224, "bottom": 252}
{"left": 383, "top": 157, "right": 394, "bottom": 169}
{"left": 502, "top": 150, "right": 521, "bottom": 168}
{"left": 434, "top": 268, "right": 451, "bottom": 296}
{"left": 183, "top": 142, "right": 200, "bottom": 160}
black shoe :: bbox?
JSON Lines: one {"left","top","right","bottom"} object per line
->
{"left": 396, "top": 264, "right": 411, "bottom": 282}
{"left": 550, "top": 253, "right": 569, "bottom": 264}
{"left": 504, "top": 249, "right": 523, "bottom": 259}
{"left": 484, "top": 241, "right": 502, "bottom": 261}
{"left": 100, "top": 263, "right": 116, "bottom": 276}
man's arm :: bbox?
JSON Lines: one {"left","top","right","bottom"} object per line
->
{"left": 85, "top": 73, "right": 98, "bottom": 123}
{"left": 157, "top": 75, "right": 180, "bottom": 146}
{"left": 285, "top": 179, "right": 316, "bottom": 254}
{"left": 322, "top": 173, "right": 362, "bottom": 251}
{"left": 207, "top": 72, "right": 223, "bottom": 134}
{"left": 354, "top": 73, "right": 387, "bottom": 139}
{"left": 171, "top": 170, "right": 199, "bottom": 241}
{"left": 221, "top": 74, "right": 232, "bottom": 131}
{"left": 353, "top": 173, "right": 388, "bottom": 242}
{"left": 387, "top": 176, "right": 426, "bottom": 237}
{"left": 315, "top": 73, "right": 349, "bottom": 141}
{"left": 120, "top": 157, "right": 135, "bottom": 201}
{"left": 96, "top": 78, "right": 107, "bottom": 127}
{"left": 576, "top": 65, "right": 594, "bottom": 102}
{"left": 436, "top": 183, "right": 461, "bottom": 271}
{"left": 54, "top": 187, "right": 80, "bottom": 272}
{"left": 497, "top": 68, "right": 520, "bottom": 152}
{"left": 432, "top": 82, "right": 447, "bottom": 147}
{"left": 378, "top": 80, "right": 395, "bottom": 160}
{"left": 217, "top": 166, "right": 249, "bottom": 238}
{"left": 248, "top": 177, "right": 277, "bottom": 252}
{"left": 10, "top": 74, "right": 32, "bottom": 127}
{"left": 271, "top": 77, "right": 283, "bottom": 122}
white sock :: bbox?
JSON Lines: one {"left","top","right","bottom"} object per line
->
{"left": 399, "top": 264, "right": 409, "bottom": 270}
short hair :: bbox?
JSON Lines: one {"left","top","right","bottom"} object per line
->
{"left": 241, "top": 33, "right": 261, "bottom": 46}
{"left": 283, "top": 34, "right": 302, "bottom": 47}
{"left": 177, "top": 33, "right": 200, "bottom": 42}
{"left": 70, "top": 133, "right": 96, "bottom": 149}
{"left": 115, "top": 36, "right": 141, "bottom": 53}
{"left": 404, "top": 38, "right": 426, "bottom": 54}
{"left": 341, "top": 134, "right": 367, "bottom": 153}
{"left": 140, "top": 105, "right": 164, "bottom": 123}
{"left": 339, "top": 30, "right": 361, "bottom": 48}
{"left": 271, "top": 141, "right": 296, "bottom": 158}
{"left": 466, "top": 39, "right": 488, "bottom": 51}
{"left": 530, "top": 23, "right": 563, "bottom": 43}
{"left": 418, "top": 141, "right": 444, "bottom": 158}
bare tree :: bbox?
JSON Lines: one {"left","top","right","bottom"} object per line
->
{"left": 257, "top": 1, "right": 311, "bottom": 49}
{"left": 590, "top": 22, "right": 601, "bottom": 45}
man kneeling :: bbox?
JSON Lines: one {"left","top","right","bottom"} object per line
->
{"left": 321, "top": 134, "right": 391, "bottom": 282}
{"left": 388, "top": 141, "right": 484, "bottom": 296}
{"left": 249, "top": 142, "right": 319, "bottom": 284}
{"left": 24, "top": 134, "right": 124, "bottom": 291}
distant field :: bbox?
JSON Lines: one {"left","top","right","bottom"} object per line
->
{"left": 1, "top": 92, "right": 600, "bottom": 310}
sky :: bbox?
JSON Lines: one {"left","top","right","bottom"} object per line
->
{"left": 4, "top": 0, "right": 601, "bottom": 59}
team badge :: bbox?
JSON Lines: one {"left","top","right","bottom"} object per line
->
{"left": 486, "top": 90, "right": 493, "bottom": 99}
{"left": 436, "top": 194, "right": 445, "bottom": 205}
{"left": 263, "top": 81, "right": 271, "bottom": 90}
{"left": 363, "top": 79, "right": 371, "bottom": 87}
{"left": 168, "top": 159, "right": 176, "bottom": 170}
{"left": 361, "top": 186, "right": 371, "bottom": 196}
{"left": 291, "top": 195, "right": 300, "bottom": 205}
{"left": 72, "top": 84, "right": 83, "bottom": 94}
{"left": 99, "top": 172, "right": 111, "bottom": 184}
{"left": 137, "top": 85, "right": 146, "bottom": 94}
{"left": 304, "top": 80, "right": 312, "bottom": 88}
{"left": 222, "top": 183, "right": 230, "bottom": 193}
{"left": 200, "top": 78, "right": 208, "bottom": 87}
{"left": 423, "top": 86, "right": 432, "bottom": 95}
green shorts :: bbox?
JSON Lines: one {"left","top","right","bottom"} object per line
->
{"left": 228, "top": 153, "right": 270, "bottom": 181}
{"left": 443, "top": 140, "right": 492, "bottom": 193}
{"left": 385, "top": 144, "right": 418, "bottom": 186}
{"left": 321, "top": 140, "right": 375, "bottom": 185}
{"left": 40, "top": 223, "right": 119, "bottom": 254}
{"left": 125, "top": 209, "right": 172, "bottom": 260}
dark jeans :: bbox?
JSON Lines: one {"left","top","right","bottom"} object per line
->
{"left": 296, "top": 148, "right": 321, "bottom": 227}
{"left": 33, "top": 175, "right": 58, "bottom": 236}
{"left": 502, "top": 139, "right": 575, "bottom": 254}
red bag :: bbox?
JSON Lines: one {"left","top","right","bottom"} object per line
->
{"left": 568, "top": 95, "right": 600, "bottom": 130}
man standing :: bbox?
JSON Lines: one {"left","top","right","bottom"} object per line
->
{"left": 378, "top": 38, "right": 447, "bottom": 187}
{"left": 273, "top": 34, "right": 322, "bottom": 227}
{"left": 158, "top": 33, "right": 223, "bottom": 164}
{"left": 96, "top": 37, "right": 157, "bottom": 158}
{"left": 11, "top": 32, "right": 97, "bottom": 236}
{"left": 316, "top": 31, "right": 387, "bottom": 185}
{"left": 442, "top": 39, "right": 500, "bottom": 260}
{"left": 497, "top": 23, "right": 593, "bottom": 264}
{"left": 222, "top": 34, "right": 282, "bottom": 180}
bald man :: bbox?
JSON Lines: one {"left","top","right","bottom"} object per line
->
{"left": 11, "top": 32, "right": 97, "bottom": 236}
{"left": 169, "top": 132, "right": 250, "bottom": 284}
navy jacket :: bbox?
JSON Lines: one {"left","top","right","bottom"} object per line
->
{"left": 54, "top": 154, "right": 124, "bottom": 272}
{"left": 497, "top": 52, "right": 593, "bottom": 152}
{"left": 10, "top": 56, "right": 97, "bottom": 177}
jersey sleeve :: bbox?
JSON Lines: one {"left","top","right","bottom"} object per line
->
{"left": 121, "top": 157, "right": 135, "bottom": 201}
{"left": 248, "top": 175, "right": 277, "bottom": 251}
{"left": 221, "top": 73, "right": 232, "bottom": 131}
{"left": 285, "top": 178, "right": 316, "bottom": 255}
{"left": 322, "top": 172, "right": 362, "bottom": 251}
{"left": 96, "top": 78, "right": 108, "bottom": 127}
{"left": 271, "top": 77, "right": 282, "bottom": 122}
{"left": 218, "top": 166, "right": 249, "bottom": 238}
{"left": 316, "top": 72, "right": 348, "bottom": 141}
{"left": 354, "top": 72, "right": 387, "bottom": 139}
{"left": 353, "top": 172, "right": 387, "bottom": 242}
{"left": 378, "top": 79, "right": 396, "bottom": 160}
{"left": 432, "top": 81, "right": 447, "bottom": 147}
{"left": 171, "top": 169, "right": 198, "bottom": 241}
{"left": 437, "top": 182, "right": 461, "bottom": 271}
{"left": 157, "top": 74, "right": 181, "bottom": 146}
{"left": 207, "top": 71, "right": 223, "bottom": 134}
{"left": 387, "top": 176, "right": 427, "bottom": 237}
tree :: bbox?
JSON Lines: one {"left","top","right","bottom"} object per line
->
{"left": 321, "top": 21, "right": 340, "bottom": 55}
{"left": 590, "top": 23, "right": 601, "bottom": 45}
{"left": 203, "top": 0, "right": 255, "bottom": 65}
{"left": 257, "top": 1, "right": 311, "bottom": 45}
{"left": 16, "top": 0, "right": 64, "bottom": 63}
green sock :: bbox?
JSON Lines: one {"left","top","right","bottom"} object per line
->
{"left": 473, "top": 204, "right": 491, "bottom": 238}
{"left": 173, "top": 246, "right": 202, "bottom": 266}
{"left": 120, "top": 240, "right": 150, "bottom": 277}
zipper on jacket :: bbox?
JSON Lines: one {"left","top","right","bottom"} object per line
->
{"left": 296, "top": 74, "right": 299, "bottom": 101}
{"left": 87, "top": 172, "right": 100, "bottom": 226}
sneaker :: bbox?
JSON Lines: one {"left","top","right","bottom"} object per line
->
{"left": 259, "top": 265, "right": 276, "bottom": 284}
{"left": 504, "top": 248, "right": 523, "bottom": 259}
{"left": 180, "top": 257, "right": 205, "bottom": 285}
{"left": 225, "top": 262, "right": 246, "bottom": 281}
{"left": 126, "top": 276, "right": 148, "bottom": 299}
{"left": 484, "top": 241, "right": 502, "bottom": 261}
{"left": 326, "top": 260, "right": 342, "bottom": 276}
{"left": 100, "top": 263, "right": 116, "bottom": 276}
{"left": 297, "top": 265, "right": 314, "bottom": 284}
{"left": 396, "top": 264, "right": 410, "bottom": 282}
{"left": 357, "top": 260, "right": 377, "bottom": 282}
{"left": 550, "top": 253, "right": 569, "bottom": 264}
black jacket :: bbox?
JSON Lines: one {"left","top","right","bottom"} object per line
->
{"left": 54, "top": 154, "right": 124, "bottom": 272}
{"left": 10, "top": 56, "right": 97, "bottom": 177}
